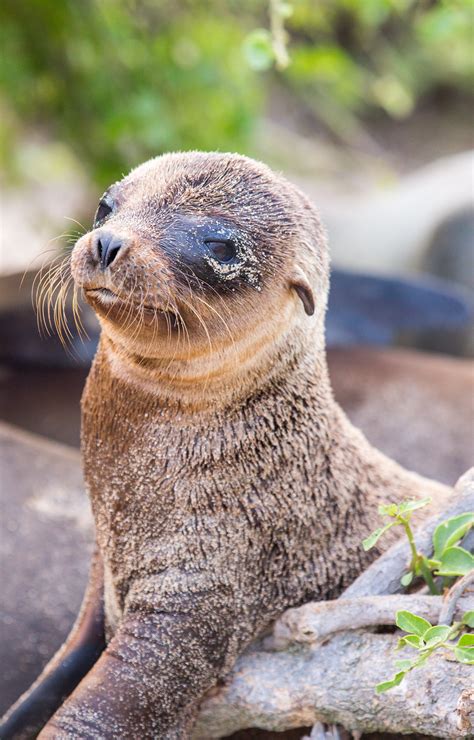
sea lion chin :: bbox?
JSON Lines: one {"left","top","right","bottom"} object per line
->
{"left": 1, "top": 151, "right": 451, "bottom": 740}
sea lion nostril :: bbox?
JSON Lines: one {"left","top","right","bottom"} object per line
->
{"left": 96, "top": 232, "right": 123, "bottom": 269}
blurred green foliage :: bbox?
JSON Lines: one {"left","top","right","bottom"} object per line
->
{"left": 0, "top": 0, "right": 472, "bottom": 186}
{"left": 284, "top": 0, "right": 473, "bottom": 141}
{"left": 0, "top": 0, "right": 263, "bottom": 185}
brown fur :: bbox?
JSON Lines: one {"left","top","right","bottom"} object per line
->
{"left": 17, "top": 153, "right": 452, "bottom": 738}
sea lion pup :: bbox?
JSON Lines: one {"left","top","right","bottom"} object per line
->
{"left": 2, "top": 152, "right": 449, "bottom": 740}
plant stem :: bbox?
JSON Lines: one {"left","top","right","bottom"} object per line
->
{"left": 401, "top": 518, "right": 419, "bottom": 569}
{"left": 401, "top": 517, "right": 439, "bottom": 594}
{"left": 419, "top": 558, "right": 439, "bottom": 595}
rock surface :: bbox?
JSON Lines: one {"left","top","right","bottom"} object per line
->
{"left": 0, "top": 422, "right": 93, "bottom": 713}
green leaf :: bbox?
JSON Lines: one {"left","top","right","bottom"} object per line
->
{"left": 397, "top": 634, "right": 423, "bottom": 650}
{"left": 412, "top": 650, "right": 431, "bottom": 668}
{"left": 397, "top": 497, "right": 432, "bottom": 515}
{"left": 396, "top": 610, "right": 432, "bottom": 637}
{"left": 400, "top": 571, "right": 413, "bottom": 587}
{"left": 362, "top": 522, "right": 395, "bottom": 551}
{"left": 454, "top": 646, "right": 474, "bottom": 664}
{"left": 458, "top": 634, "right": 474, "bottom": 647}
{"left": 422, "top": 625, "right": 452, "bottom": 646}
{"left": 393, "top": 659, "right": 413, "bottom": 671}
{"left": 242, "top": 29, "right": 274, "bottom": 71}
{"left": 375, "top": 671, "right": 406, "bottom": 694}
{"left": 433, "top": 512, "right": 474, "bottom": 559}
{"left": 462, "top": 611, "right": 474, "bottom": 628}
{"left": 436, "top": 546, "right": 474, "bottom": 577}
{"left": 378, "top": 503, "right": 398, "bottom": 517}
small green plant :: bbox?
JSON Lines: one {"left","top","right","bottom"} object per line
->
{"left": 363, "top": 500, "right": 474, "bottom": 594}
{"left": 376, "top": 609, "right": 474, "bottom": 693}
{"left": 363, "top": 498, "right": 474, "bottom": 693}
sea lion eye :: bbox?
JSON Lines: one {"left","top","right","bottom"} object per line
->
{"left": 205, "top": 239, "right": 236, "bottom": 263}
{"left": 93, "top": 197, "right": 113, "bottom": 228}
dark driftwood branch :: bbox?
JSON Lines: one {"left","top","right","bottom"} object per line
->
{"left": 195, "top": 471, "right": 474, "bottom": 738}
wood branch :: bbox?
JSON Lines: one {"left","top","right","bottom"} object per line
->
{"left": 195, "top": 471, "right": 474, "bottom": 738}
{"left": 268, "top": 593, "right": 473, "bottom": 651}
{"left": 439, "top": 572, "right": 474, "bottom": 625}
{"left": 194, "top": 631, "right": 472, "bottom": 738}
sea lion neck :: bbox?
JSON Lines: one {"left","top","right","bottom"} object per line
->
{"left": 95, "top": 316, "right": 325, "bottom": 413}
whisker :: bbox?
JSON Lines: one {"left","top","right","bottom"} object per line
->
{"left": 193, "top": 293, "right": 235, "bottom": 352}
{"left": 36, "top": 258, "right": 67, "bottom": 337}
{"left": 32, "top": 250, "right": 83, "bottom": 355}
{"left": 178, "top": 295, "right": 214, "bottom": 390}
{"left": 72, "top": 282, "right": 89, "bottom": 341}
{"left": 64, "top": 216, "right": 88, "bottom": 233}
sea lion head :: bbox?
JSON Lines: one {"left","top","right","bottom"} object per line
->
{"left": 71, "top": 152, "right": 329, "bottom": 387}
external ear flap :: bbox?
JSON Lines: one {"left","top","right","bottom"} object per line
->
{"left": 290, "top": 267, "right": 315, "bottom": 316}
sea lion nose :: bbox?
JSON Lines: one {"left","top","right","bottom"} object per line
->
{"left": 94, "top": 231, "right": 123, "bottom": 269}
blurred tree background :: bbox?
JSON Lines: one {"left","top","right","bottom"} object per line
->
{"left": 0, "top": 0, "right": 472, "bottom": 188}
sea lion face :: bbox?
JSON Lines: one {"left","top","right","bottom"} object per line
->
{"left": 71, "top": 152, "right": 326, "bottom": 359}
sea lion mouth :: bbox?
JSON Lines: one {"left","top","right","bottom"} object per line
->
{"left": 86, "top": 288, "right": 117, "bottom": 302}
{"left": 85, "top": 288, "right": 177, "bottom": 321}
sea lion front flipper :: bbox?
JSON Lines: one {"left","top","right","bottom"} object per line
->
{"left": 0, "top": 547, "right": 105, "bottom": 740}
{"left": 37, "top": 583, "right": 235, "bottom": 739}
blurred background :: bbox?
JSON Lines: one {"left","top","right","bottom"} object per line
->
{"left": 0, "top": 1, "right": 473, "bottom": 731}
{"left": 1, "top": 0, "right": 473, "bottom": 266}
{"left": 1, "top": 0, "right": 473, "bottom": 448}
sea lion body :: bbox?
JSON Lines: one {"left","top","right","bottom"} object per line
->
{"left": 2, "top": 152, "right": 449, "bottom": 739}
{"left": 85, "top": 340, "right": 440, "bottom": 637}
{"left": 77, "top": 351, "right": 444, "bottom": 738}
